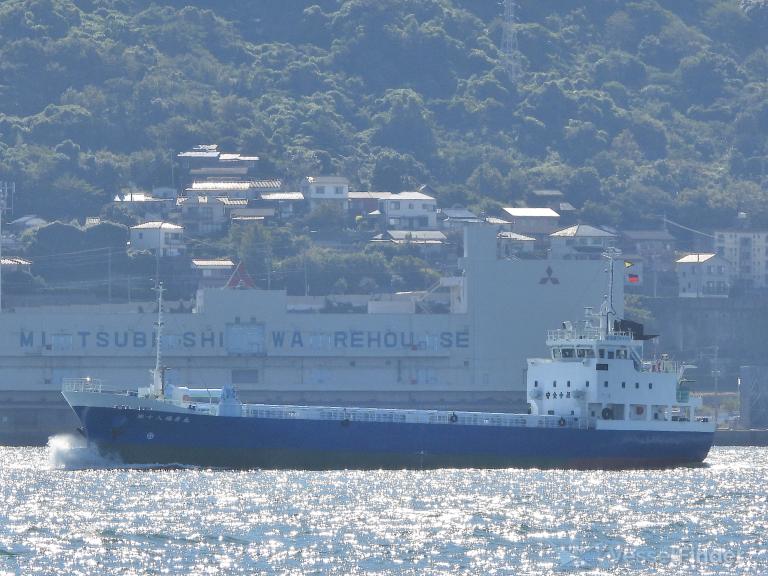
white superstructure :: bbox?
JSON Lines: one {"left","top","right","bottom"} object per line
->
{"left": 527, "top": 256, "right": 711, "bottom": 434}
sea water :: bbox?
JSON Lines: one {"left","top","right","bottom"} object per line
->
{"left": 0, "top": 438, "right": 765, "bottom": 575}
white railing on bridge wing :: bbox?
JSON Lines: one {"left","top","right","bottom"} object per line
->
{"left": 242, "top": 403, "right": 592, "bottom": 430}
{"left": 547, "top": 327, "right": 602, "bottom": 341}
{"left": 62, "top": 378, "right": 104, "bottom": 393}
{"left": 641, "top": 360, "right": 679, "bottom": 374}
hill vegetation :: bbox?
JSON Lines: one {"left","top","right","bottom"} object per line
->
{"left": 1, "top": 0, "right": 768, "bottom": 230}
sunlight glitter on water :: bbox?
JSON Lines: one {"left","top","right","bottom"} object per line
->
{"left": 0, "top": 446, "right": 764, "bottom": 574}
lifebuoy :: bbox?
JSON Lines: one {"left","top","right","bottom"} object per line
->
{"left": 449, "top": 412, "right": 458, "bottom": 423}
{"left": 558, "top": 417, "right": 566, "bottom": 427}
{"left": 635, "top": 405, "right": 645, "bottom": 416}
{"left": 601, "top": 407, "right": 613, "bottom": 420}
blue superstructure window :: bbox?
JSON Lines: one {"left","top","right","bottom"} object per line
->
{"left": 604, "top": 381, "right": 608, "bottom": 388}
{"left": 635, "top": 382, "right": 640, "bottom": 389}
{"left": 586, "top": 381, "right": 590, "bottom": 387}
{"left": 622, "top": 382, "right": 626, "bottom": 388}
{"left": 534, "top": 380, "right": 538, "bottom": 387}
{"left": 649, "top": 383, "right": 653, "bottom": 389}
{"left": 553, "top": 381, "right": 557, "bottom": 388}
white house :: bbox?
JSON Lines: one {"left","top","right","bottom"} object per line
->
{"left": 549, "top": 224, "right": 616, "bottom": 259}
{"left": 301, "top": 176, "right": 349, "bottom": 211}
{"left": 129, "top": 222, "right": 185, "bottom": 256}
{"left": 501, "top": 207, "right": 560, "bottom": 235}
{"left": 675, "top": 253, "right": 731, "bottom": 298}
{"left": 497, "top": 231, "right": 535, "bottom": 257}
{"left": 191, "top": 259, "right": 235, "bottom": 289}
{"left": 379, "top": 191, "right": 437, "bottom": 230}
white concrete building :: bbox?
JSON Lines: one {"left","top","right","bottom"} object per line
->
{"left": 301, "top": 176, "right": 349, "bottom": 211}
{"left": 379, "top": 191, "right": 437, "bottom": 230}
{"left": 714, "top": 229, "right": 768, "bottom": 289}
{"left": 129, "top": 222, "right": 185, "bottom": 256}
{"left": 675, "top": 253, "right": 731, "bottom": 298}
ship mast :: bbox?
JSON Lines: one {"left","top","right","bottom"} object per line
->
{"left": 152, "top": 282, "right": 165, "bottom": 397}
{"left": 601, "top": 248, "right": 619, "bottom": 338}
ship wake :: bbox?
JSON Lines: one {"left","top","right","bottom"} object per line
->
{"left": 47, "top": 433, "right": 122, "bottom": 470}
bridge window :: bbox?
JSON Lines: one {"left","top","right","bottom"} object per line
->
{"left": 561, "top": 348, "right": 575, "bottom": 358}
{"left": 599, "top": 349, "right": 605, "bottom": 358}
{"left": 607, "top": 351, "right": 615, "bottom": 359}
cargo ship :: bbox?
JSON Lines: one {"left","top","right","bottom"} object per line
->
{"left": 61, "top": 255, "right": 714, "bottom": 469}
{"left": 1, "top": 226, "right": 622, "bottom": 444}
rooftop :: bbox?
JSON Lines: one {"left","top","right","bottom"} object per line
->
{"left": 385, "top": 230, "right": 447, "bottom": 242}
{"left": 502, "top": 207, "right": 559, "bottom": 218}
{"left": 498, "top": 231, "right": 535, "bottom": 241}
{"left": 551, "top": 224, "right": 616, "bottom": 238}
{"left": 440, "top": 208, "right": 479, "bottom": 220}
{"left": 192, "top": 259, "right": 236, "bottom": 269}
{"left": 131, "top": 221, "right": 183, "bottom": 230}
{"left": 676, "top": 253, "right": 717, "bottom": 264}
{"left": 388, "top": 191, "right": 435, "bottom": 201}
{"left": 260, "top": 192, "right": 304, "bottom": 201}
{"left": 348, "top": 191, "right": 394, "bottom": 200}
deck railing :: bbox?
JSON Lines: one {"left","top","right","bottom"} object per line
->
{"left": 62, "top": 378, "right": 104, "bottom": 393}
{"left": 242, "top": 403, "right": 592, "bottom": 430}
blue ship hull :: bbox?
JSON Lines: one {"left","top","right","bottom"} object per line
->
{"left": 71, "top": 405, "right": 714, "bottom": 470}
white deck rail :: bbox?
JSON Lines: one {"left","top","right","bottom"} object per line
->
{"left": 62, "top": 378, "right": 104, "bottom": 393}
{"left": 242, "top": 403, "right": 592, "bottom": 430}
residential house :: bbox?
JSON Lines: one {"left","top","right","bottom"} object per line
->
{"left": 348, "top": 191, "right": 393, "bottom": 218}
{"left": 501, "top": 207, "right": 560, "bottom": 236}
{"left": 177, "top": 145, "right": 259, "bottom": 190}
{"left": 191, "top": 259, "right": 235, "bottom": 289}
{"left": 301, "top": 176, "right": 349, "bottom": 211}
{"left": 257, "top": 192, "right": 305, "bottom": 220}
{"left": 497, "top": 231, "right": 536, "bottom": 257}
{"left": 438, "top": 208, "right": 482, "bottom": 230}
{"left": 379, "top": 191, "right": 437, "bottom": 230}
{"left": 621, "top": 229, "right": 677, "bottom": 271}
{"left": 129, "top": 222, "right": 185, "bottom": 256}
{"left": 113, "top": 191, "right": 174, "bottom": 222}
{"left": 549, "top": 224, "right": 616, "bottom": 260}
{"left": 675, "top": 253, "right": 731, "bottom": 298}
{"left": 370, "top": 229, "right": 447, "bottom": 256}
{"left": 176, "top": 195, "right": 228, "bottom": 235}
{"left": 1, "top": 257, "right": 32, "bottom": 274}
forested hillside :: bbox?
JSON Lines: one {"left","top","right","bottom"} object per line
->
{"left": 1, "top": 0, "right": 768, "bottom": 229}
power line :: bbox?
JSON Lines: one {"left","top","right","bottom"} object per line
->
{"left": 663, "top": 217, "right": 715, "bottom": 239}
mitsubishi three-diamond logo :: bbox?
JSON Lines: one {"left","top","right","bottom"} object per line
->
{"left": 539, "top": 266, "right": 560, "bottom": 285}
